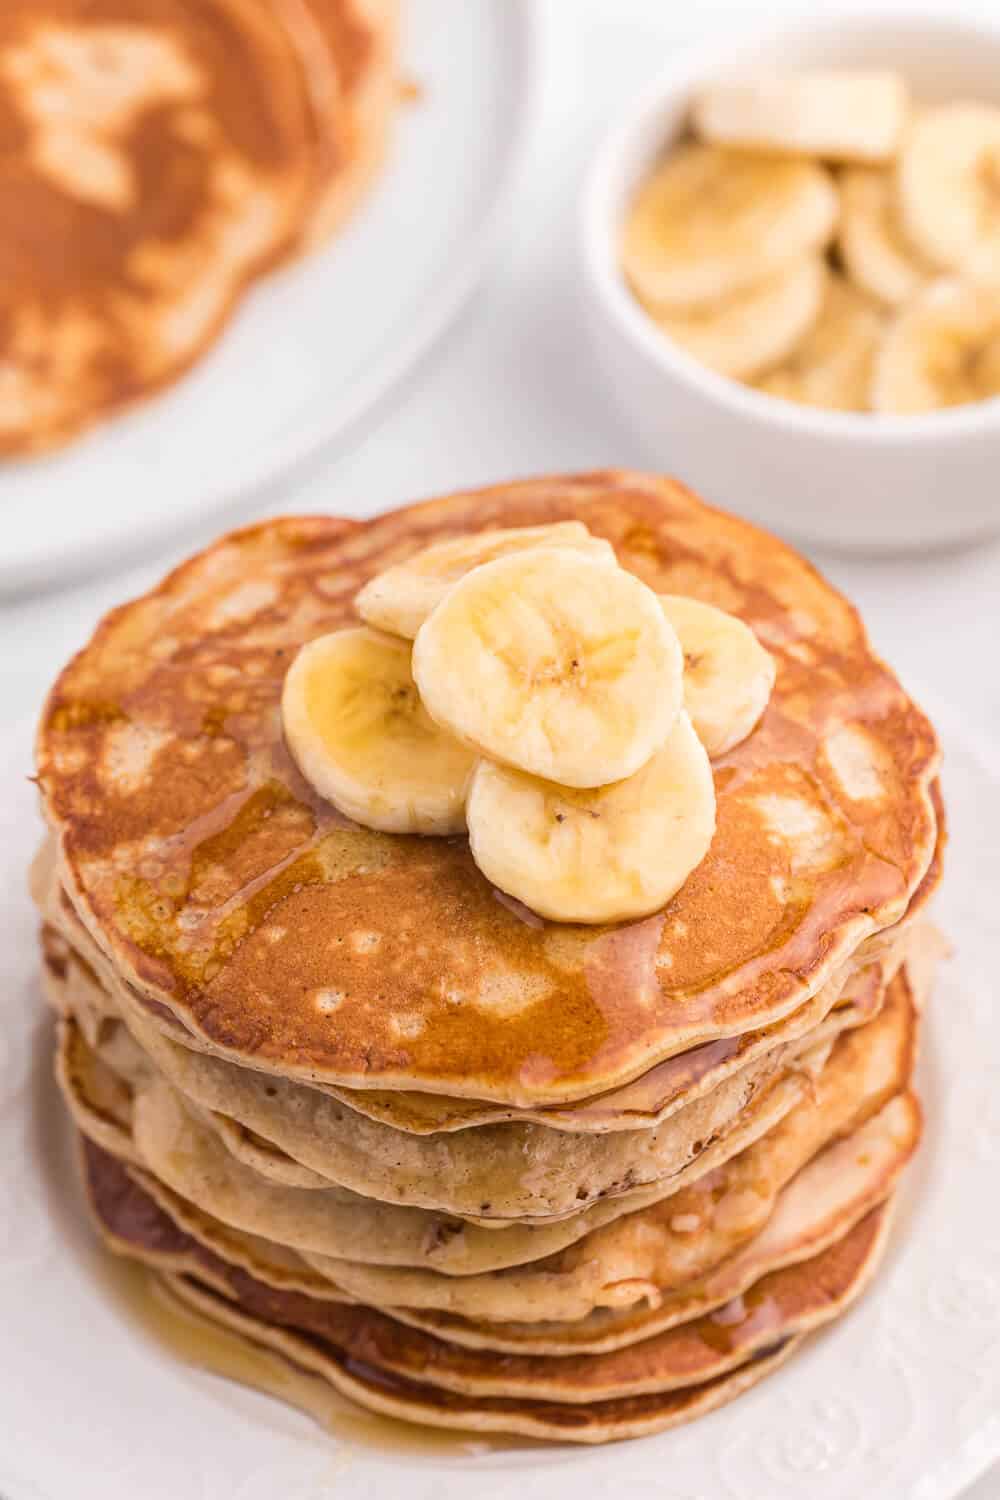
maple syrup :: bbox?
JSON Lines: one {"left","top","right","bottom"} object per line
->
{"left": 93, "top": 1248, "right": 535, "bottom": 1462}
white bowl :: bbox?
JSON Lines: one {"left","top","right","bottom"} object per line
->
{"left": 580, "top": 10, "right": 1000, "bottom": 553}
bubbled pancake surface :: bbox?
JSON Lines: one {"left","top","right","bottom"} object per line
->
{"left": 38, "top": 820, "right": 936, "bottom": 1143}
{"left": 51, "top": 929, "right": 925, "bottom": 1297}
{"left": 36, "top": 475, "right": 941, "bottom": 1105}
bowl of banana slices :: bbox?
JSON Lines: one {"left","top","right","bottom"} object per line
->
{"left": 581, "top": 11, "right": 1000, "bottom": 551}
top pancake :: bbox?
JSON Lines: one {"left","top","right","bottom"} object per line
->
{"left": 0, "top": 0, "right": 322, "bottom": 455}
{"left": 36, "top": 472, "right": 941, "bottom": 1105}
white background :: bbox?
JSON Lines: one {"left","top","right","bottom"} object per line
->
{"left": 2, "top": 1, "right": 999, "bottom": 1494}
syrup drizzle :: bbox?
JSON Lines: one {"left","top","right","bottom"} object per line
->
{"left": 95, "top": 1250, "right": 523, "bottom": 1460}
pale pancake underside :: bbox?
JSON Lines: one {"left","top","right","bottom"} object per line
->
{"left": 53, "top": 955, "right": 920, "bottom": 1321}
{"left": 47, "top": 895, "right": 906, "bottom": 1233}
{"left": 38, "top": 829, "right": 932, "bottom": 1140}
{"left": 79, "top": 1134, "right": 894, "bottom": 1441}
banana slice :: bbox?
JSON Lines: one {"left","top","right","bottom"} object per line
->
{"left": 355, "top": 523, "right": 616, "bottom": 640}
{"left": 898, "top": 104, "right": 1000, "bottom": 273}
{"left": 653, "top": 256, "right": 826, "bottom": 380}
{"left": 281, "top": 627, "right": 476, "bottom": 834}
{"left": 467, "top": 712, "right": 716, "bottom": 924}
{"left": 754, "top": 271, "right": 885, "bottom": 412}
{"left": 692, "top": 71, "right": 908, "bottom": 163}
{"left": 658, "top": 595, "right": 775, "bottom": 756}
{"left": 871, "top": 278, "right": 1000, "bottom": 414}
{"left": 622, "top": 143, "right": 837, "bottom": 309}
{"left": 838, "top": 167, "right": 930, "bottom": 307}
{"left": 412, "top": 549, "right": 683, "bottom": 789}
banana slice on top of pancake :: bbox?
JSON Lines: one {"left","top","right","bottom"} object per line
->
{"left": 412, "top": 549, "right": 684, "bottom": 788}
{"left": 355, "top": 522, "right": 615, "bottom": 639}
{"left": 281, "top": 626, "right": 475, "bottom": 834}
{"left": 658, "top": 595, "right": 776, "bottom": 756}
{"left": 467, "top": 712, "right": 716, "bottom": 924}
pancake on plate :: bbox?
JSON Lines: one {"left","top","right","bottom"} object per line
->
{"left": 33, "top": 470, "right": 946, "bottom": 1442}
{"left": 0, "top": 0, "right": 397, "bottom": 455}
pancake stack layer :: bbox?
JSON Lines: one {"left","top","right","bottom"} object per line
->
{"left": 0, "top": 0, "right": 398, "bottom": 456}
{"left": 33, "top": 471, "right": 945, "bottom": 1443}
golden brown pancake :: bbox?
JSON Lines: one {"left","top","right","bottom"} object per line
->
{"left": 0, "top": 0, "right": 367, "bottom": 454}
{"left": 176, "top": 1208, "right": 893, "bottom": 1404}
{"left": 37, "top": 475, "right": 945, "bottom": 1445}
{"left": 38, "top": 817, "right": 938, "bottom": 1144}
{"left": 35, "top": 475, "right": 940, "bottom": 1107}
{"left": 296, "top": 0, "right": 399, "bottom": 246}
{"left": 53, "top": 961, "right": 920, "bottom": 1303}
{"left": 53, "top": 998, "right": 819, "bottom": 1269}
{"left": 79, "top": 1134, "right": 890, "bottom": 1441}
{"left": 160, "top": 1275, "right": 808, "bottom": 1443}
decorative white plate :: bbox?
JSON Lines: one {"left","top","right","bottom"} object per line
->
{"left": 2, "top": 691, "right": 998, "bottom": 1500}
{"left": 0, "top": 0, "right": 539, "bottom": 597}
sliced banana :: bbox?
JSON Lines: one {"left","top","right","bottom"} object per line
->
{"left": 281, "top": 627, "right": 476, "bottom": 834}
{"left": 467, "top": 713, "right": 716, "bottom": 924}
{"left": 412, "top": 549, "right": 683, "bottom": 789}
{"left": 838, "top": 167, "right": 930, "bottom": 307}
{"left": 754, "top": 271, "right": 885, "bottom": 412}
{"left": 654, "top": 256, "right": 826, "bottom": 380}
{"left": 621, "top": 143, "right": 837, "bottom": 310}
{"left": 898, "top": 104, "right": 1000, "bottom": 273}
{"left": 693, "top": 71, "right": 908, "bottom": 163}
{"left": 658, "top": 595, "right": 775, "bottom": 756}
{"left": 355, "top": 523, "right": 616, "bottom": 640}
{"left": 871, "top": 277, "right": 1000, "bottom": 414}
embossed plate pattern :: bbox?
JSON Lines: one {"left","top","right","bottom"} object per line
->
{"left": 1, "top": 690, "right": 998, "bottom": 1500}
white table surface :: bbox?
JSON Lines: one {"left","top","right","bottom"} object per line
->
{"left": 2, "top": 1, "right": 999, "bottom": 1494}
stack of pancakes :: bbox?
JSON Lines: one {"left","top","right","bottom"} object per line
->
{"left": 0, "top": 0, "right": 397, "bottom": 456}
{"left": 33, "top": 471, "right": 944, "bottom": 1443}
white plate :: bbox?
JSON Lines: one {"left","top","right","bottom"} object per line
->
{"left": 0, "top": 0, "right": 539, "bottom": 597}
{"left": 2, "top": 692, "right": 998, "bottom": 1500}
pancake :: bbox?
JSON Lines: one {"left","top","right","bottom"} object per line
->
{"left": 55, "top": 1008, "right": 817, "bottom": 1274}
{"left": 56, "top": 960, "right": 919, "bottom": 1314}
{"left": 80, "top": 1057, "right": 914, "bottom": 1368}
{"left": 36, "top": 473, "right": 946, "bottom": 1445}
{"left": 158, "top": 1275, "right": 806, "bottom": 1443}
{"left": 80, "top": 1135, "right": 887, "bottom": 1441}
{"left": 179, "top": 1208, "right": 893, "bottom": 1404}
{"left": 116, "top": 992, "right": 832, "bottom": 1222}
{"left": 0, "top": 0, "right": 329, "bottom": 455}
{"left": 39, "top": 841, "right": 869, "bottom": 1227}
{"left": 80, "top": 1130, "right": 343, "bottom": 1302}
{"left": 35, "top": 475, "right": 940, "bottom": 1107}
{"left": 202, "top": 778, "right": 943, "bottom": 1140}
{"left": 38, "top": 824, "right": 934, "bottom": 1141}
{"left": 297, "top": 0, "right": 399, "bottom": 247}
{"left": 289, "top": 974, "right": 916, "bottom": 1321}
{"left": 251, "top": 783, "right": 945, "bottom": 1136}
{"left": 82, "top": 1132, "right": 889, "bottom": 1402}
{"left": 406, "top": 1091, "right": 919, "bottom": 1357}
{"left": 63, "top": 969, "right": 832, "bottom": 1222}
